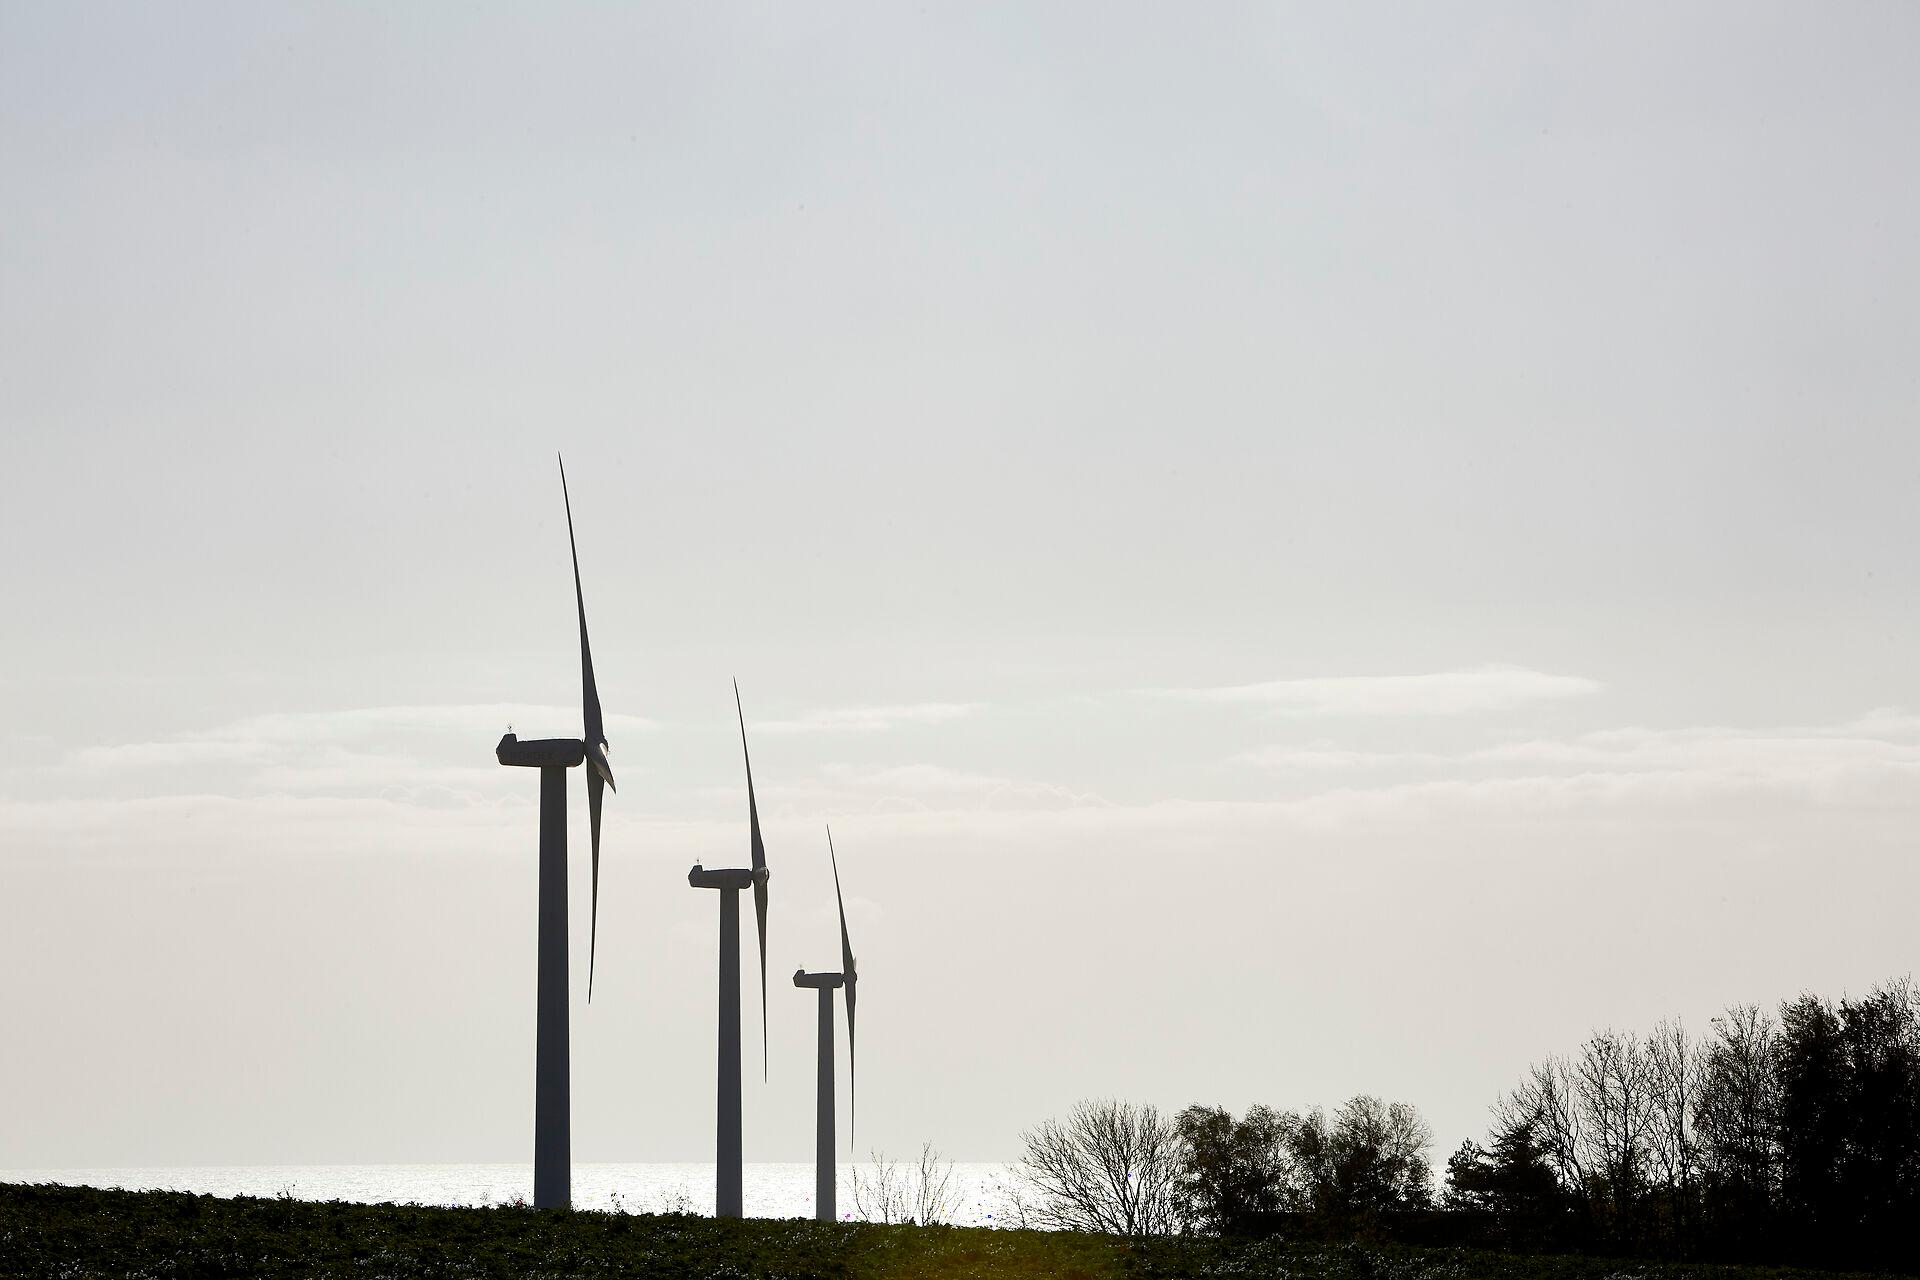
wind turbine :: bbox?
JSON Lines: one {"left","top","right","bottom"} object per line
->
{"left": 492, "top": 454, "right": 616, "bottom": 1211}
{"left": 793, "top": 826, "right": 858, "bottom": 1223}
{"left": 686, "top": 680, "right": 771, "bottom": 1218}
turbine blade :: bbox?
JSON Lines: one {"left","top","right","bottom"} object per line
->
{"left": 560, "top": 454, "right": 613, "bottom": 788}
{"left": 829, "top": 826, "right": 855, "bottom": 979}
{"left": 736, "top": 680, "right": 769, "bottom": 1081}
{"left": 829, "top": 825, "right": 856, "bottom": 1143}
{"left": 587, "top": 767, "right": 604, "bottom": 1002}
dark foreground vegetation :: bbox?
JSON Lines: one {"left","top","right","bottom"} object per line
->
{"left": 1, "top": 1181, "right": 1909, "bottom": 1280}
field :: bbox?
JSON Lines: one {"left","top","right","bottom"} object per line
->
{"left": 0, "top": 1182, "right": 1903, "bottom": 1280}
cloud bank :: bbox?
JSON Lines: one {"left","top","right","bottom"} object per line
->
{"left": 1147, "top": 666, "right": 1603, "bottom": 717}
{"left": 754, "top": 702, "right": 980, "bottom": 734}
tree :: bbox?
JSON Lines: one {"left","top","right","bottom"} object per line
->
{"left": 1695, "top": 1004, "right": 1780, "bottom": 1254}
{"left": 1287, "top": 1095, "right": 1434, "bottom": 1224}
{"left": 1772, "top": 981, "right": 1920, "bottom": 1264}
{"left": 1443, "top": 1115, "right": 1571, "bottom": 1249}
{"left": 909, "top": 1142, "right": 961, "bottom": 1227}
{"left": 1443, "top": 1140, "right": 1490, "bottom": 1211}
{"left": 1496, "top": 1056, "right": 1585, "bottom": 1194}
{"left": 1645, "top": 1018, "right": 1702, "bottom": 1251}
{"left": 1832, "top": 980, "right": 1920, "bottom": 1260}
{"left": 1477, "top": 977, "right": 1920, "bottom": 1268}
{"left": 1018, "top": 1099, "right": 1181, "bottom": 1236}
{"left": 1775, "top": 992, "right": 1847, "bottom": 1245}
{"left": 1571, "top": 1029, "right": 1657, "bottom": 1247}
{"left": 850, "top": 1143, "right": 959, "bottom": 1225}
{"left": 1172, "top": 1103, "right": 1302, "bottom": 1234}
{"left": 849, "top": 1150, "right": 907, "bottom": 1224}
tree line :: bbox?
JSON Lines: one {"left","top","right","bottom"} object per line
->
{"left": 1013, "top": 975, "right": 1920, "bottom": 1273}
{"left": 1448, "top": 975, "right": 1920, "bottom": 1268}
{"left": 1014, "top": 1093, "right": 1438, "bottom": 1237}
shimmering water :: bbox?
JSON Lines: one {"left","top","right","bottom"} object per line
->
{"left": 0, "top": 1163, "right": 1019, "bottom": 1226}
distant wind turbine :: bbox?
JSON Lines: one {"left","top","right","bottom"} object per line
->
{"left": 687, "top": 681, "right": 772, "bottom": 1218}
{"left": 793, "top": 825, "right": 859, "bottom": 1222}
{"left": 492, "top": 454, "right": 617, "bottom": 1211}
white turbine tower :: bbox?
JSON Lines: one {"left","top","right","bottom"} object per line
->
{"left": 686, "top": 681, "right": 771, "bottom": 1218}
{"left": 492, "top": 455, "right": 616, "bottom": 1211}
{"left": 793, "top": 826, "right": 859, "bottom": 1222}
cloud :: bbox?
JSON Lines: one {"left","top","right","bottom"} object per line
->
{"left": 1233, "top": 725, "right": 1920, "bottom": 779}
{"left": 1147, "top": 666, "right": 1602, "bottom": 717}
{"left": 818, "top": 762, "right": 1111, "bottom": 810}
{"left": 1230, "top": 746, "right": 1440, "bottom": 771}
{"left": 68, "top": 704, "right": 657, "bottom": 773}
{"left": 51, "top": 703, "right": 662, "bottom": 811}
{"left": 1459, "top": 720, "right": 1920, "bottom": 782}
{"left": 684, "top": 763, "right": 1110, "bottom": 815}
{"left": 68, "top": 740, "right": 267, "bottom": 770}
{"left": 755, "top": 703, "right": 980, "bottom": 734}
{"left": 0, "top": 790, "right": 523, "bottom": 863}
{"left": 29, "top": 694, "right": 1920, "bottom": 871}
{"left": 12, "top": 714, "right": 1920, "bottom": 869}
{"left": 1227, "top": 713, "right": 1920, "bottom": 821}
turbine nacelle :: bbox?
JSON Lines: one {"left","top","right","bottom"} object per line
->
{"left": 688, "top": 864, "right": 757, "bottom": 891}
{"left": 793, "top": 969, "right": 845, "bottom": 990}
{"left": 496, "top": 734, "right": 586, "bottom": 769}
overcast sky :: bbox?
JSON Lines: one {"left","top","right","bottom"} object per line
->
{"left": 4, "top": 2, "right": 1919, "bottom": 1172}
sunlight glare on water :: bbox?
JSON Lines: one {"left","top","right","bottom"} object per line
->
{"left": 0, "top": 1163, "right": 1020, "bottom": 1226}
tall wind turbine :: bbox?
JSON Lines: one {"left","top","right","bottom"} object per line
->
{"left": 793, "top": 826, "right": 858, "bottom": 1223}
{"left": 687, "top": 681, "right": 771, "bottom": 1218}
{"left": 492, "top": 455, "right": 616, "bottom": 1211}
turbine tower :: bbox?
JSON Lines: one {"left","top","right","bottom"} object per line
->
{"left": 687, "top": 681, "right": 771, "bottom": 1218}
{"left": 492, "top": 455, "right": 616, "bottom": 1211}
{"left": 793, "top": 825, "right": 858, "bottom": 1223}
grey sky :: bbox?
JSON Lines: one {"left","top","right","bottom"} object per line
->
{"left": 3, "top": 3, "right": 1918, "bottom": 1169}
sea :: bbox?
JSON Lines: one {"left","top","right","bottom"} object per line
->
{"left": 0, "top": 1163, "right": 1020, "bottom": 1227}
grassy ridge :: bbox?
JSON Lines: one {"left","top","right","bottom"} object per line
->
{"left": 0, "top": 1182, "right": 1902, "bottom": 1280}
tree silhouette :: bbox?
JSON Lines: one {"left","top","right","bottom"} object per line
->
{"left": 1695, "top": 1004, "right": 1781, "bottom": 1256}
{"left": 1172, "top": 1104, "right": 1300, "bottom": 1234}
{"left": 1477, "top": 976, "right": 1920, "bottom": 1268}
{"left": 1443, "top": 1116, "right": 1571, "bottom": 1250}
{"left": 1288, "top": 1096, "right": 1434, "bottom": 1227}
{"left": 1018, "top": 1099, "right": 1181, "bottom": 1236}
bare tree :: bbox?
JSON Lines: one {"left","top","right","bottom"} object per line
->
{"left": 913, "top": 1143, "right": 958, "bottom": 1226}
{"left": 986, "top": 1165, "right": 1038, "bottom": 1229}
{"left": 1695, "top": 1003, "right": 1781, "bottom": 1242}
{"left": 1497, "top": 1056, "right": 1586, "bottom": 1192}
{"left": 1576, "top": 1031, "right": 1652, "bottom": 1189}
{"left": 850, "top": 1143, "right": 960, "bottom": 1225}
{"left": 1573, "top": 1029, "right": 1658, "bottom": 1244}
{"left": 850, "top": 1150, "right": 909, "bottom": 1224}
{"left": 1647, "top": 1020, "right": 1702, "bottom": 1228}
{"left": 1018, "top": 1098, "right": 1182, "bottom": 1235}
